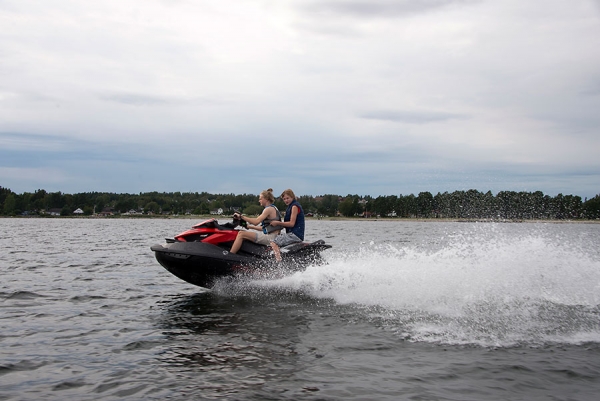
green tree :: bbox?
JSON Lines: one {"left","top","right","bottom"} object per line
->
{"left": 583, "top": 195, "right": 600, "bottom": 219}
{"left": 45, "top": 192, "right": 66, "bottom": 209}
{"left": 197, "top": 201, "right": 210, "bottom": 215}
{"left": 339, "top": 195, "right": 360, "bottom": 217}
{"left": 372, "top": 195, "right": 395, "bottom": 217}
{"left": 298, "top": 195, "right": 316, "bottom": 214}
{"left": 3, "top": 193, "right": 17, "bottom": 215}
{"left": 145, "top": 201, "right": 160, "bottom": 214}
{"left": 95, "top": 194, "right": 111, "bottom": 211}
{"left": 115, "top": 197, "right": 137, "bottom": 213}
{"left": 243, "top": 204, "right": 263, "bottom": 215}
{"left": 416, "top": 192, "right": 434, "bottom": 218}
{"left": 0, "top": 186, "right": 11, "bottom": 207}
{"left": 317, "top": 194, "right": 339, "bottom": 216}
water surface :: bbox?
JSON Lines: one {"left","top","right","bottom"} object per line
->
{"left": 2, "top": 218, "right": 599, "bottom": 400}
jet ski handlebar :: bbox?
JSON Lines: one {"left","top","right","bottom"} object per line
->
{"left": 229, "top": 213, "right": 247, "bottom": 229}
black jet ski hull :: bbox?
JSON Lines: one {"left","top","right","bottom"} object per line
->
{"left": 151, "top": 240, "right": 331, "bottom": 288}
{"left": 151, "top": 242, "right": 250, "bottom": 288}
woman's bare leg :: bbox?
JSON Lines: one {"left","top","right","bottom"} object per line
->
{"left": 270, "top": 241, "right": 282, "bottom": 262}
{"left": 230, "top": 231, "right": 255, "bottom": 254}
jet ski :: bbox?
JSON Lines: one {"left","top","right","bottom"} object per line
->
{"left": 151, "top": 218, "right": 332, "bottom": 288}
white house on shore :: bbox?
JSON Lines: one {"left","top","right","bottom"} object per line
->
{"left": 73, "top": 208, "right": 84, "bottom": 215}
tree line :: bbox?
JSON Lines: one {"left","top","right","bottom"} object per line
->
{"left": 1, "top": 186, "right": 599, "bottom": 220}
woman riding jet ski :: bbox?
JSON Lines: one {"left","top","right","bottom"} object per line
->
{"left": 229, "top": 188, "right": 283, "bottom": 255}
{"left": 151, "top": 190, "right": 331, "bottom": 289}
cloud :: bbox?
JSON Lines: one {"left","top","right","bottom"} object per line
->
{"left": 1, "top": 132, "right": 73, "bottom": 153}
{"left": 0, "top": 167, "right": 71, "bottom": 188}
{"left": 1, "top": 0, "right": 600, "bottom": 199}
{"left": 300, "top": 0, "right": 477, "bottom": 18}
{"left": 293, "top": 0, "right": 480, "bottom": 37}
{"left": 579, "top": 78, "right": 600, "bottom": 96}
{"left": 100, "top": 93, "right": 173, "bottom": 106}
{"left": 360, "top": 110, "right": 468, "bottom": 124}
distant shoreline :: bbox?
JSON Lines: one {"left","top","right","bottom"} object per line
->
{"left": 3, "top": 215, "right": 598, "bottom": 224}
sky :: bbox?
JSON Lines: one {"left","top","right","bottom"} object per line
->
{"left": 1, "top": 0, "right": 600, "bottom": 199}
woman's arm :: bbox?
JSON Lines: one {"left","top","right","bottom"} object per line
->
{"left": 239, "top": 207, "right": 277, "bottom": 226}
{"left": 271, "top": 205, "right": 298, "bottom": 228}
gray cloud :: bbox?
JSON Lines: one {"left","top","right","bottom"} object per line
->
{"left": 300, "top": 0, "right": 477, "bottom": 18}
{"left": 579, "top": 80, "right": 600, "bottom": 96}
{"left": 360, "top": 110, "right": 468, "bottom": 124}
{"left": 100, "top": 93, "right": 172, "bottom": 106}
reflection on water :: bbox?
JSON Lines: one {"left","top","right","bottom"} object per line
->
{"left": 154, "top": 291, "right": 324, "bottom": 398}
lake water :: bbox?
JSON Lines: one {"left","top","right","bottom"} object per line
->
{"left": 2, "top": 218, "right": 600, "bottom": 400}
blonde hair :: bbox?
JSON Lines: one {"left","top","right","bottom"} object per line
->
{"left": 280, "top": 189, "right": 296, "bottom": 199}
{"left": 260, "top": 188, "right": 275, "bottom": 203}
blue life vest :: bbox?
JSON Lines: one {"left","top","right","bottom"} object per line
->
{"left": 284, "top": 200, "right": 305, "bottom": 240}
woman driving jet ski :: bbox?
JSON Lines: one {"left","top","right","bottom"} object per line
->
{"left": 230, "top": 188, "right": 281, "bottom": 254}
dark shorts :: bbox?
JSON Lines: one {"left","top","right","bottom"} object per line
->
{"left": 271, "top": 232, "right": 302, "bottom": 247}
